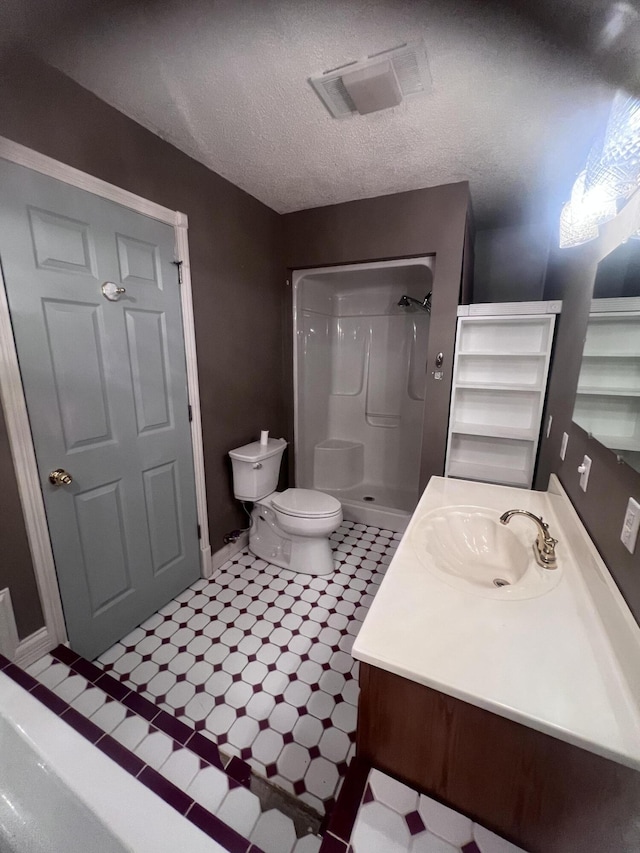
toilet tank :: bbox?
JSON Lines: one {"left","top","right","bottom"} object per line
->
{"left": 229, "top": 437, "right": 287, "bottom": 501}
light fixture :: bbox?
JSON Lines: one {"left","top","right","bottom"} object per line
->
{"left": 560, "top": 92, "right": 640, "bottom": 248}
{"left": 559, "top": 170, "right": 618, "bottom": 248}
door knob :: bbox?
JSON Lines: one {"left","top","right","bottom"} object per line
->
{"left": 101, "top": 281, "right": 126, "bottom": 301}
{"left": 49, "top": 468, "right": 73, "bottom": 486}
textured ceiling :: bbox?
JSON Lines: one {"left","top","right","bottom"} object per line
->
{"left": 31, "top": 0, "right": 612, "bottom": 221}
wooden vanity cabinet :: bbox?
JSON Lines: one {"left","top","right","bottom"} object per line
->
{"left": 356, "top": 663, "right": 640, "bottom": 853}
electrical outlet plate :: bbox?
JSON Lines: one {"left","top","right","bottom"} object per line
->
{"left": 578, "top": 455, "right": 592, "bottom": 491}
{"left": 560, "top": 432, "right": 568, "bottom": 460}
{"left": 621, "top": 497, "right": 640, "bottom": 554}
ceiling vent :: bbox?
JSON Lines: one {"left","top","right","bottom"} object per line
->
{"left": 309, "top": 41, "right": 431, "bottom": 119}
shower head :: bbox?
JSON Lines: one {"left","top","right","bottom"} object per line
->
{"left": 397, "top": 292, "right": 431, "bottom": 313}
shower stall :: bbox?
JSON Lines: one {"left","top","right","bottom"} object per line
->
{"left": 293, "top": 257, "right": 434, "bottom": 532}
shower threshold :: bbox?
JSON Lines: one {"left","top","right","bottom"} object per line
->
{"left": 322, "top": 484, "right": 417, "bottom": 533}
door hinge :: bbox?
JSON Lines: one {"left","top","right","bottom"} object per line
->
{"left": 197, "top": 524, "right": 201, "bottom": 539}
{"left": 188, "top": 404, "right": 193, "bottom": 422}
{"left": 172, "top": 260, "right": 183, "bottom": 285}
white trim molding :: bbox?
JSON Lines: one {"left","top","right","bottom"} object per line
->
{"left": 0, "top": 136, "right": 177, "bottom": 225}
{"left": 175, "top": 213, "right": 212, "bottom": 578}
{"left": 0, "top": 136, "right": 212, "bottom": 652}
{"left": 15, "top": 627, "right": 52, "bottom": 669}
{"left": 0, "top": 588, "right": 19, "bottom": 659}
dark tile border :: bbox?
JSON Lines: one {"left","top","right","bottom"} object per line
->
{"left": 226, "top": 755, "right": 253, "bottom": 788}
{"left": 96, "top": 733, "right": 146, "bottom": 776}
{"left": 187, "top": 802, "right": 250, "bottom": 853}
{"left": 324, "top": 756, "right": 370, "bottom": 844}
{"left": 62, "top": 706, "right": 105, "bottom": 743}
{"left": 4, "top": 661, "right": 39, "bottom": 692}
{"left": 51, "top": 644, "right": 80, "bottom": 667}
{"left": 139, "top": 766, "right": 193, "bottom": 815}
{"left": 32, "top": 683, "right": 69, "bottom": 716}
{"left": 153, "top": 708, "right": 193, "bottom": 745}
{"left": 7, "top": 654, "right": 254, "bottom": 852}
{"left": 122, "top": 689, "right": 161, "bottom": 723}
{"left": 187, "top": 731, "right": 225, "bottom": 769}
{"left": 70, "top": 656, "right": 105, "bottom": 683}
{"left": 319, "top": 833, "right": 349, "bottom": 853}
{"left": 95, "top": 671, "right": 131, "bottom": 701}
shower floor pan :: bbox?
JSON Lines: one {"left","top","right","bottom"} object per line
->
{"left": 322, "top": 483, "right": 416, "bottom": 533}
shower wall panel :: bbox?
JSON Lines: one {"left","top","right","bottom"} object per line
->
{"left": 326, "top": 312, "right": 429, "bottom": 494}
{"left": 330, "top": 318, "right": 367, "bottom": 396}
{"left": 295, "top": 259, "right": 434, "bottom": 512}
{"left": 297, "top": 309, "right": 331, "bottom": 488}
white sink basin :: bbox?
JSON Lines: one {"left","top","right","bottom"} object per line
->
{"left": 410, "top": 505, "right": 562, "bottom": 600}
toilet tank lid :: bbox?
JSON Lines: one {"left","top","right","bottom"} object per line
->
{"left": 229, "top": 437, "right": 287, "bottom": 462}
{"left": 272, "top": 488, "right": 341, "bottom": 517}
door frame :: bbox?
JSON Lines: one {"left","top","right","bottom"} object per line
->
{"left": 0, "top": 136, "right": 212, "bottom": 653}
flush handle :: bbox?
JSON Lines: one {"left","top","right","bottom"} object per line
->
{"left": 252, "top": 463, "right": 262, "bottom": 470}
{"left": 435, "top": 352, "right": 444, "bottom": 368}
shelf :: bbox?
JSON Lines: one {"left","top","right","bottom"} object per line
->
{"left": 446, "top": 314, "right": 553, "bottom": 491}
{"left": 450, "top": 423, "right": 537, "bottom": 441}
{"left": 588, "top": 434, "right": 640, "bottom": 452}
{"left": 447, "top": 459, "right": 530, "bottom": 488}
{"left": 457, "top": 351, "right": 546, "bottom": 358}
{"left": 576, "top": 387, "right": 640, "bottom": 398}
{"left": 582, "top": 353, "right": 640, "bottom": 359}
{"left": 454, "top": 381, "right": 543, "bottom": 392}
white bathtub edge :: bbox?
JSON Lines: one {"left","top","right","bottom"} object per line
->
{"left": 0, "top": 671, "right": 223, "bottom": 853}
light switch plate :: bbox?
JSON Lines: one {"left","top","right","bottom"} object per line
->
{"left": 578, "top": 455, "right": 592, "bottom": 491}
{"left": 621, "top": 497, "right": 640, "bottom": 554}
{"left": 560, "top": 432, "right": 569, "bottom": 460}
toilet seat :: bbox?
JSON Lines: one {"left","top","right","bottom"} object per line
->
{"left": 272, "top": 488, "right": 341, "bottom": 519}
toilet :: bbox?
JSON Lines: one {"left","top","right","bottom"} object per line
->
{"left": 229, "top": 437, "right": 342, "bottom": 575}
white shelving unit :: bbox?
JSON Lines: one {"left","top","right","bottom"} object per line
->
{"left": 445, "top": 302, "right": 560, "bottom": 489}
{"left": 574, "top": 299, "right": 640, "bottom": 455}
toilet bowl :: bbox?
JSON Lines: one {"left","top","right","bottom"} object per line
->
{"left": 228, "top": 438, "right": 342, "bottom": 575}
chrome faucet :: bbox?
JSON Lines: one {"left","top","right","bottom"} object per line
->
{"left": 499, "top": 509, "right": 558, "bottom": 570}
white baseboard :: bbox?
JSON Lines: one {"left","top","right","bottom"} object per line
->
{"left": 15, "top": 626, "right": 53, "bottom": 668}
{"left": 200, "top": 544, "right": 213, "bottom": 579}
{"left": 211, "top": 532, "right": 249, "bottom": 574}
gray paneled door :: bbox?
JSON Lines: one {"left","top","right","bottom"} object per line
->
{"left": 0, "top": 159, "right": 200, "bottom": 660}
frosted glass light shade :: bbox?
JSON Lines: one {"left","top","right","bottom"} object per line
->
{"left": 559, "top": 170, "right": 618, "bottom": 248}
{"left": 586, "top": 94, "right": 640, "bottom": 199}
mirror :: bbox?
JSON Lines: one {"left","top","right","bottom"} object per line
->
{"left": 572, "top": 239, "right": 640, "bottom": 471}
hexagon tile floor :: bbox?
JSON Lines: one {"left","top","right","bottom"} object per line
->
{"left": 93, "top": 521, "right": 400, "bottom": 815}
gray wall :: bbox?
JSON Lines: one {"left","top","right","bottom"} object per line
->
{"left": 281, "top": 183, "right": 471, "bottom": 492}
{"left": 473, "top": 222, "right": 550, "bottom": 303}
{"left": 536, "top": 243, "right": 640, "bottom": 624}
{"left": 0, "top": 56, "right": 287, "bottom": 638}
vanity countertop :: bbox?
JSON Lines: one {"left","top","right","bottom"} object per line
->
{"left": 352, "top": 475, "right": 640, "bottom": 770}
